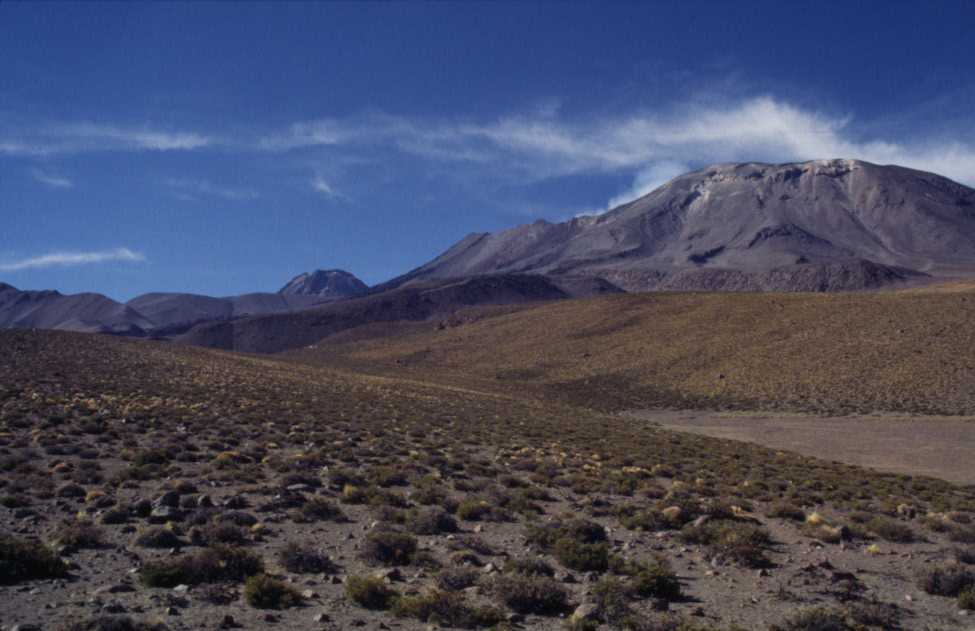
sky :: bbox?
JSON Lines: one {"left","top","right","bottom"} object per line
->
{"left": 2, "top": 1, "right": 975, "bottom": 301}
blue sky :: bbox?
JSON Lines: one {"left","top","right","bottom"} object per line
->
{"left": 2, "top": 1, "right": 975, "bottom": 300}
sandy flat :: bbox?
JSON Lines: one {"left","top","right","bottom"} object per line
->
{"left": 627, "top": 409, "right": 975, "bottom": 486}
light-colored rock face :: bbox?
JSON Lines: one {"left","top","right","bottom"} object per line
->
{"left": 389, "top": 160, "right": 975, "bottom": 291}
{"left": 278, "top": 269, "right": 368, "bottom": 297}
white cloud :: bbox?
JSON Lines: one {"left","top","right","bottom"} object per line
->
{"left": 310, "top": 174, "right": 348, "bottom": 200}
{"left": 0, "top": 140, "right": 55, "bottom": 157}
{"left": 166, "top": 178, "right": 258, "bottom": 201}
{"left": 0, "top": 247, "right": 146, "bottom": 272}
{"left": 606, "top": 161, "right": 689, "bottom": 209}
{"left": 31, "top": 169, "right": 73, "bottom": 189}
{"left": 60, "top": 123, "right": 211, "bottom": 151}
{"left": 0, "top": 123, "right": 211, "bottom": 155}
{"left": 268, "top": 96, "right": 975, "bottom": 209}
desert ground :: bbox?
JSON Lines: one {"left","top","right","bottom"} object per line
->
{"left": 628, "top": 411, "right": 975, "bottom": 487}
{"left": 3, "top": 284, "right": 975, "bottom": 631}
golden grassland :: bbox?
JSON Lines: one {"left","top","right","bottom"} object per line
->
{"left": 289, "top": 282, "right": 975, "bottom": 415}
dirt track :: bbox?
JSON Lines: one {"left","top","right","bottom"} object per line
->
{"left": 628, "top": 410, "right": 975, "bottom": 486}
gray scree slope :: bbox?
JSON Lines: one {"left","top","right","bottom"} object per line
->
{"left": 384, "top": 160, "right": 975, "bottom": 292}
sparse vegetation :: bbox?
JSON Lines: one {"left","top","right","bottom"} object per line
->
{"left": 919, "top": 565, "right": 975, "bottom": 597}
{"left": 0, "top": 534, "right": 68, "bottom": 584}
{"left": 243, "top": 574, "right": 303, "bottom": 609}
{"left": 361, "top": 530, "right": 418, "bottom": 566}
{"left": 489, "top": 574, "right": 569, "bottom": 615}
{"left": 277, "top": 542, "right": 336, "bottom": 574}
{"left": 61, "top": 617, "right": 170, "bottom": 631}
{"left": 771, "top": 607, "right": 852, "bottom": 631}
{"left": 2, "top": 315, "right": 975, "bottom": 629}
{"left": 346, "top": 575, "right": 398, "bottom": 609}
{"left": 392, "top": 589, "right": 503, "bottom": 628}
{"left": 140, "top": 545, "right": 263, "bottom": 587}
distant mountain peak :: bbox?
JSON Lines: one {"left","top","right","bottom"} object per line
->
{"left": 381, "top": 159, "right": 975, "bottom": 293}
{"left": 278, "top": 269, "right": 368, "bottom": 297}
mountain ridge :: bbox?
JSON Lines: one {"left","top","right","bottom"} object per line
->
{"left": 279, "top": 269, "right": 369, "bottom": 297}
{"left": 381, "top": 159, "right": 975, "bottom": 292}
{"left": 0, "top": 268, "right": 370, "bottom": 335}
{"left": 5, "top": 159, "right": 975, "bottom": 339}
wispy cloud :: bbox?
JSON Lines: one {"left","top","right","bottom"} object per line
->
{"left": 266, "top": 96, "right": 975, "bottom": 208}
{"left": 62, "top": 123, "right": 211, "bottom": 151}
{"left": 0, "top": 122, "right": 211, "bottom": 156}
{"left": 166, "top": 178, "right": 259, "bottom": 201}
{"left": 310, "top": 174, "right": 348, "bottom": 200}
{"left": 606, "top": 161, "right": 689, "bottom": 209}
{"left": 31, "top": 169, "right": 73, "bottom": 189}
{"left": 0, "top": 247, "right": 146, "bottom": 272}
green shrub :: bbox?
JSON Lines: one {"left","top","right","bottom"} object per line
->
{"left": 346, "top": 575, "right": 398, "bottom": 609}
{"left": 553, "top": 538, "right": 609, "bottom": 572}
{"left": 847, "top": 600, "right": 901, "bottom": 629}
{"left": 140, "top": 545, "right": 263, "bottom": 587}
{"left": 767, "top": 502, "right": 806, "bottom": 521}
{"left": 618, "top": 507, "right": 667, "bottom": 532}
{"left": 0, "top": 534, "right": 68, "bottom": 584}
{"left": 456, "top": 498, "right": 494, "bottom": 521}
{"left": 61, "top": 616, "right": 170, "bottom": 631}
{"left": 919, "top": 565, "right": 975, "bottom": 597}
{"left": 134, "top": 527, "right": 183, "bottom": 549}
{"left": 490, "top": 574, "right": 568, "bottom": 615}
{"left": 770, "top": 607, "right": 852, "bottom": 631}
{"left": 392, "top": 589, "right": 503, "bottom": 628}
{"left": 406, "top": 507, "right": 458, "bottom": 535}
{"left": 436, "top": 567, "right": 480, "bottom": 591}
{"left": 243, "top": 574, "right": 302, "bottom": 609}
{"left": 277, "top": 542, "right": 336, "bottom": 574}
{"left": 631, "top": 560, "right": 682, "bottom": 601}
{"left": 526, "top": 519, "right": 606, "bottom": 549}
{"left": 959, "top": 588, "right": 975, "bottom": 611}
{"left": 55, "top": 520, "right": 104, "bottom": 550}
{"left": 189, "top": 522, "right": 247, "bottom": 547}
{"left": 590, "top": 577, "right": 633, "bottom": 626}
{"left": 297, "top": 497, "right": 344, "bottom": 522}
{"left": 504, "top": 557, "right": 555, "bottom": 577}
{"left": 680, "top": 519, "right": 771, "bottom": 568}
{"left": 866, "top": 517, "right": 915, "bottom": 543}
{"left": 361, "top": 530, "right": 418, "bottom": 566}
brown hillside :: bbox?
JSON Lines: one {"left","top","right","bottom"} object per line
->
{"left": 288, "top": 281, "right": 975, "bottom": 415}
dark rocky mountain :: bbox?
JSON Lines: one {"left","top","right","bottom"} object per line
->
{"left": 279, "top": 269, "right": 368, "bottom": 297}
{"left": 177, "top": 274, "right": 567, "bottom": 353}
{"left": 382, "top": 160, "right": 975, "bottom": 292}
{"left": 0, "top": 282, "right": 153, "bottom": 335}
{"left": 0, "top": 269, "right": 368, "bottom": 337}
{"left": 125, "top": 292, "right": 327, "bottom": 334}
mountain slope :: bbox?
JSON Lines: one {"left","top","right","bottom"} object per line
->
{"left": 0, "top": 283, "right": 153, "bottom": 334}
{"left": 290, "top": 280, "right": 975, "bottom": 416}
{"left": 177, "top": 273, "right": 567, "bottom": 353}
{"left": 125, "top": 292, "right": 332, "bottom": 333}
{"left": 383, "top": 160, "right": 975, "bottom": 292}
{"left": 279, "top": 269, "right": 368, "bottom": 297}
